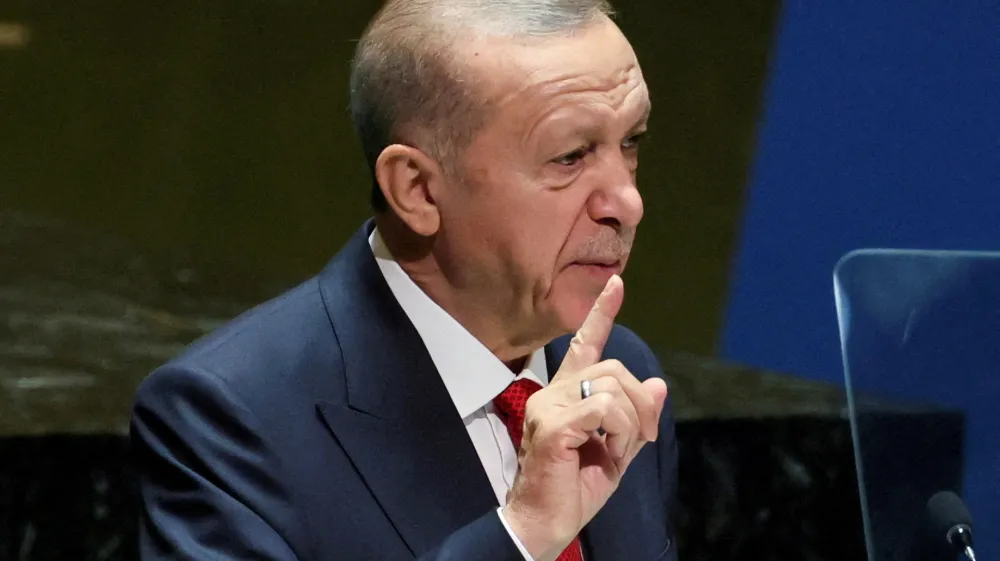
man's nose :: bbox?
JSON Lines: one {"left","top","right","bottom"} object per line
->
{"left": 586, "top": 155, "right": 644, "bottom": 230}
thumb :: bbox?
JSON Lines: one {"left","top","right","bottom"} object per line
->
{"left": 640, "top": 377, "right": 668, "bottom": 441}
{"left": 557, "top": 275, "right": 624, "bottom": 377}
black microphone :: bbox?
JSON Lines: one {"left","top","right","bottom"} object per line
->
{"left": 927, "top": 491, "right": 977, "bottom": 561}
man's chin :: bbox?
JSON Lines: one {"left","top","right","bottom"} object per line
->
{"left": 552, "top": 290, "right": 606, "bottom": 335}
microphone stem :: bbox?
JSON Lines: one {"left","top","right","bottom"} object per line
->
{"left": 965, "top": 546, "right": 977, "bottom": 561}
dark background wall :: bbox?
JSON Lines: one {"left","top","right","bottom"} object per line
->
{"left": 0, "top": 0, "right": 780, "bottom": 358}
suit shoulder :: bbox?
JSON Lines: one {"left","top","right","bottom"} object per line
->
{"left": 175, "top": 277, "right": 325, "bottom": 359}
{"left": 606, "top": 323, "right": 653, "bottom": 355}
{"left": 140, "top": 276, "right": 343, "bottom": 410}
{"left": 605, "top": 324, "right": 662, "bottom": 379}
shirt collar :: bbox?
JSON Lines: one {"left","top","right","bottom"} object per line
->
{"left": 369, "top": 227, "right": 548, "bottom": 419}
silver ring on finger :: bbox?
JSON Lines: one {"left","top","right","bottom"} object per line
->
{"left": 579, "top": 379, "right": 605, "bottom": 436}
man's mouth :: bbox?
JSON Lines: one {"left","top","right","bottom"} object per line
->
{"left": 570, "top": 260, "right": 623, "bottom": 277}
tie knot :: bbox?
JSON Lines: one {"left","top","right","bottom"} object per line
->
{"left": 493, "top": 378, "right": 542, "bottom": 450}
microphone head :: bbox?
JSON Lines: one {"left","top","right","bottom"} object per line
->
{"left": 927, "top": 491, "right": 973, "bottom": 548}
{"left": 928, "top": 491, "right": 972, "bottom": 530}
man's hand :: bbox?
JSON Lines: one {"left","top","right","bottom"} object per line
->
{"left": 501, "top": 275, "right": 669, "bottom": 561}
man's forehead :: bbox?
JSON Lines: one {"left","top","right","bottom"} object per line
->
{"left": 463, "top": 21, "right": 645, "bottom": 109}
{"left": 508, "top": 65, "right": 650, "bottom": 122}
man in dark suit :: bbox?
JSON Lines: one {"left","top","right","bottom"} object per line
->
{"left": 131, "top": 1, "right": 678, "bottom": 559}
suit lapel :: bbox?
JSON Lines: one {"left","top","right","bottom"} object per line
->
{"left": 316, "top": 222, "right": 498, "bottom": 557}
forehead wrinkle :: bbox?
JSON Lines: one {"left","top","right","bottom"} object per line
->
{"left": 492, "top": 53, "right": 640, "bottom": 104}
{"left": 506, "top": 66, "right": 646, "bottom": 144}
{"left": 626, "top": 84, "right": 652, "bottom": 128}
{"left": 525, "top": 63, "right": 640, "bottom": 104}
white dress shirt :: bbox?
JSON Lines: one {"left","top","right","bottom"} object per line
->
{"left": 369, "top": 228, "right": 545, "bottom": 559}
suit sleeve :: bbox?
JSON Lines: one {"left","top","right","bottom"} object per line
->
{"left": 131, "top": 365, "right": 529, "bottom": 561}
{"left": 414, "top": 512, "right": 526, "bottom": 561}
{"left": 131, "top": 365, "right": 307, "bottom": 560}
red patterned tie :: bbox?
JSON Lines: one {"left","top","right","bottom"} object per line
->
{"left": 494, "top": 378, "right": 584, "bottom": 561}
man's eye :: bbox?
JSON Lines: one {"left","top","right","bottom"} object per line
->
{"left": 622, "top": 131, "right": 647, "bottom": 150}
{"left": 554, "top": 151, "right": 585, "bottom": 166}
{"left": 552, "top": 144, "right": 594, "bottom": 166}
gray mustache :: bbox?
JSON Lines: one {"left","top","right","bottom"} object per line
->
{"left": 575, "top": 228, "right": 635, "bottom": 262}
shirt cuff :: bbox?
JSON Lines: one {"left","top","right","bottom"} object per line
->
{"left": 497, "top": 506, "right": 535, "bottom": 561}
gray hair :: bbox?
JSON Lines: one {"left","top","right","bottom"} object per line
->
{"left": 349, "top": 0, "right": 614, "bottom": 212}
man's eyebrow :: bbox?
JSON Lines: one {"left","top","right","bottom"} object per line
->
{"left": 630, "top": 102, "right": 652, "bottom": 131}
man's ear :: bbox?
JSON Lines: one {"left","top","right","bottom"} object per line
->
{"left": 374, "top": 145, "right": 442, "bottom": 237}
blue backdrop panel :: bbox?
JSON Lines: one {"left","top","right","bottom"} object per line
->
{"left": 722, "top": 0, "right": 1000, "bottom": 384}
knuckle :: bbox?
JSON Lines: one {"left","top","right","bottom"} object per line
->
{"left": 605, "top": 376, "right": 624, "bottom": 393}
{"left": 594, "top": 392, "right": 615, "bottom": 410}
{"left": 602, "top": 359, "right": 631, "bottom": 379}
{"left": 567, "top": 336, "right": 589, "bottom": 360}
{"left": 604, "top": 358, "right": 626, "bottom": 372}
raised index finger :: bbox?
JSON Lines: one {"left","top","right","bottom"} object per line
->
{"left": 556, "top": 274, "right": 624, "bottom": 377}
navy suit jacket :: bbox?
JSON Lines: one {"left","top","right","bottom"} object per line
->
{"left": 131, "top": 221, "right": 679, "bottom": 560}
